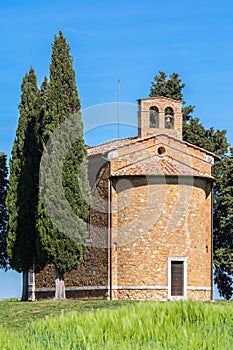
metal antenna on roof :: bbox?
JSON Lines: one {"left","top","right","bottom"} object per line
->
{"left": 118, "top": 80, "right": 120, "bottom": 139}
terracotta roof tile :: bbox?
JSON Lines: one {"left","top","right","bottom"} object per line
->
{"left": 87, "top": 137, "right": 137, "bottom": 156}
{"left": 87, "top": 133, "right": 218, "bottom": 160}
{"left": 112, "top": 155, "right": 213, "bottom": 178}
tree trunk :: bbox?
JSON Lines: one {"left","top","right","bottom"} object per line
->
{"left": 21, "top": 269, "right": 29, "bottom": 301}
{"left": 55, "top": 267, "right": 66, "bottom": 300}
{"left": 28, "top": 267, "right": 35, "bottom": 302}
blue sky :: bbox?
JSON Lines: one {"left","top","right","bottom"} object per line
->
{"left": 1, "top": 0, "right": 232, "bottom": 299}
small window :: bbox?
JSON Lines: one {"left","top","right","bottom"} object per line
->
{"left": 150, "top": 106, "right": 159, "bottom": 128}
{"left": 157, "top": 146, "right": 166, "bottom": 156}
{"left": 171, "top": 261, "right": 184, "bottom": 296}
{"left": 165, "top": 107, "right": 174, "bottom": 129}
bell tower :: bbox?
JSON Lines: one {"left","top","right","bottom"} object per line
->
{"left": 138, "top": 96, "right": 183, "bottom": 140}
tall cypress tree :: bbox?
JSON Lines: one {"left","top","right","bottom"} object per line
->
{"left": 150, "top": 71, "right": 232, "bottom": 299}
{"left": 37, "top": 31, "right": 90, "bottom": 299}
{"left": 6, "top": 67, "right": 40, "bottom": 301}
{"left": 0, "top": 153, "right": 8, "bottom": 270}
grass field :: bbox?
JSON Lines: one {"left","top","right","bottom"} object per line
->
{"left": 0, "top": 299, "right": 232, "bottom": 349}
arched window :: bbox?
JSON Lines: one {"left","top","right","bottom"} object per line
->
{"left": 165, "top": 107, "right": 174, "bottom": 129}
{"left": 150, "top": 106, "right": 159, "bottom": 128}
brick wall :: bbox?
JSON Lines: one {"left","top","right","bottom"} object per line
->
{"left": 35, "top": 159, "right": 110, "bottom": 297}
{"left": 111, "top": 176, "right": 212, "bottom": 301}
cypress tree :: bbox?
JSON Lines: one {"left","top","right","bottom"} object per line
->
{"left": 6, "top": 67, "right": 40, "bottom": 301}
{"left": 37, "top": 76, "right": 48, "bottom": 133}
{"left": 150, "top": 71, "right": 232, "bottom": 299}
{"left": 37, "top": 31, "right": 90, "bottom": 299}
{"left": 0, "top": 153, "right": 8, "bottom": 270}
{"left": 150, "top": 71, "right": 195, "bottom": 120}
{"left": 42, "top": 31, "right": 80, "bottom": 139}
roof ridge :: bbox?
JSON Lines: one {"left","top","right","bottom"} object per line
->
{"left": 87, "top": 132, "right": 219, "bottom": 160}
{"left": 139, "top": 133, "right": 219, "bottom": 159}
{"left": 87, "top": 136, "right": 137, "bottom": 149}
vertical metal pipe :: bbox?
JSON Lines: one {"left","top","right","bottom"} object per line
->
{"left": 118, "top": 80, "right": 120, "bottom": 139}
{"left": 109, "top": 175, "right": 113, "bottom": 300}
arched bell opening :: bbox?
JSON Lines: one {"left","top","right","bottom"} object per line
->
{"left": 149, "top": 106, "right": 159, "bottom": 128}
{"left": 165, "top": 107, "right": 174, "bottom": 129}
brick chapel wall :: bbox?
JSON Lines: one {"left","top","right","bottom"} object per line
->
{"left": 111, "top": 176, "right": 212, "bottom": 301}
{"left": 35, "top": 157, "right": 110, "bottom": 299}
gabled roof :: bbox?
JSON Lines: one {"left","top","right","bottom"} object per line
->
{"left": 112, "top": 155, "right": 213, "bottom": 179}
{"left": 87, "top": 133, "right": 218, "bottom": 160}
{"left": 87, "top": 133, "right": 217, "bottom": 180}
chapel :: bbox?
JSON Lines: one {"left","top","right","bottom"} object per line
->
{"left": 31, "top": 96, "right": 216, "bottom": 301}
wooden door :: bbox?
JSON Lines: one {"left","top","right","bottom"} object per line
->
{"left": 171, "top": 261, "right": 184, "bottom": 296}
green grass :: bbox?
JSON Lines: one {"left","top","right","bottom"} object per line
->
{"left": 0, "top": 299, "right": 131, "bottom": 332}
{"left": 0, "top": 300, "right": 232, "bottom": 349}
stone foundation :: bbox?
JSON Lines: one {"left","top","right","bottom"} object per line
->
{"left": 187, "top": 289, "right": 211, "bottom": 301}
{"left": 34, "top": 286, "right": 211, "bottom": 301}
{"left": 113, "top": 289, "right": 167, "bottom": 301}
{"left": 113, "top": 288, "right": 211, "bottom": 301}
{"left": 35, "top": 288, "right": 108, "bottom": 300}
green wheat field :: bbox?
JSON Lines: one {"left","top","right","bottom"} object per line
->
{"left": 0, "top": 299, "right": 232, "bottom": 349}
